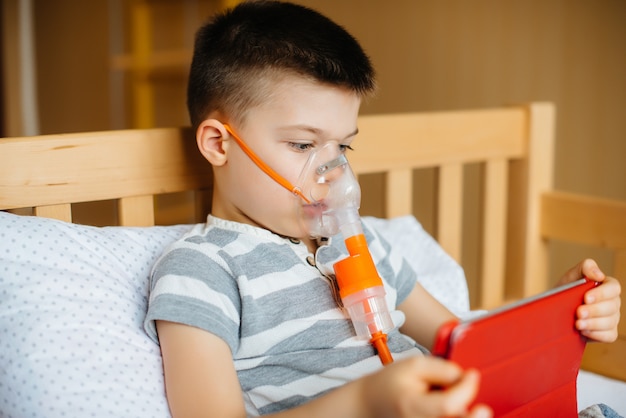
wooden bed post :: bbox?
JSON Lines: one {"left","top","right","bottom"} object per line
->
{"left": 505, "top": 102, "right": 556, "bottom": 300}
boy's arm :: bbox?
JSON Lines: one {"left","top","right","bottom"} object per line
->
{"left": 157, "top": 319, "right": 490, "bottom": 418}
{"left": 397, "top": 282, "right": 458, "bottom": 351}
{"left": 156, "top": 320, "right": 247, "bottom": 418}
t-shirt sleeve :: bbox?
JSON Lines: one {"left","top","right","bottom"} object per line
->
{"left": 143, "top": 240, "right": 241, "bottom": 354}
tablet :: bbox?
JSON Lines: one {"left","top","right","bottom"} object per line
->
{"left": 432, "top": 278, "right": 597, "bottom": 417}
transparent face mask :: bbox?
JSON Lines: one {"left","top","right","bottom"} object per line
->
{"left": 295, "top": 142, "right": 361, "bottom": 238}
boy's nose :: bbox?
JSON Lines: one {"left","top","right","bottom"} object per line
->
{"left": 299, "top": 141, "right": 348, "bottom": 203}
{"left": 309, "top": 164, "right": 347, "bottom": 203}
{"left": 318, "top": 162, "right": 345, "bottom": 183}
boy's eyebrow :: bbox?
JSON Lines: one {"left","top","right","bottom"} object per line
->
{"left": 279, "top": 125, "right": 359, "bottom": 140}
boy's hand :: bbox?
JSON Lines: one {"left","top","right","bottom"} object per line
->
{"left": 362, "top": 356, "right": 492, "bottom": 418}
{"left": 558, "top": 259, "right": 621, "bottom": 343}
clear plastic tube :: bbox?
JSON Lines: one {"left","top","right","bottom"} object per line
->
{"left": 342, "top": 286, "right": 394, "bottom": 338}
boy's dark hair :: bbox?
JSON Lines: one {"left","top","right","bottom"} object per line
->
{"left": 187, "top": 0, "right": 376, "bottom": 129}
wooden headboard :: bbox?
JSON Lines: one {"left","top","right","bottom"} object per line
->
{"left": 1, "top": 102, "right": 624, "bottom": 379}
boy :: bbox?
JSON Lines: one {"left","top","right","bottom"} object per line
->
{"left": 145, "top": 1, "right": 621, "bottom": 417}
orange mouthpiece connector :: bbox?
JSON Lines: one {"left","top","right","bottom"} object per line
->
{"left": 334, "top": 233, "right": 394, "bottom": 365}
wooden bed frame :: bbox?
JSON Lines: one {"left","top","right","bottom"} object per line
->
{"left": 1, "top": 102, "right": 624, "bottom": 381}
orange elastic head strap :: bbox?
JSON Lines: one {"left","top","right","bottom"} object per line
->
{"left": 223, "top": 124, "right": 310, "bottom": 204}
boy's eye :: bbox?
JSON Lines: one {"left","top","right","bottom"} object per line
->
{"left": 288, "top": 142, "right": 354, "bottom": 153}
{"left": 289, "top": 142, "right": 314, "bottom": 152}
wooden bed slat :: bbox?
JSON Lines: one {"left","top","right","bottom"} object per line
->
{"left": 34, "top": 204, "right": 72, "bottom": 223}
{"left": 437, "top": 163, "right": 464, "bottom": 263}
{"left": 480, "top": 159, "right": 509, "bottom": 308}
{"left": 385, "top": 168, "right": 413, "bottom": 218}
{"left": 118, "top": 195, "right": 155, "bottom": 226}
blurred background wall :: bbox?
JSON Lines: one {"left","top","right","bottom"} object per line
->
{"left": 2, "top": 0, "right": 625, "bottom": 304}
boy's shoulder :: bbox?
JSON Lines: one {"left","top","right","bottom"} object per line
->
{"left": 162, "top": 216, "right": 297, "bottom": 257}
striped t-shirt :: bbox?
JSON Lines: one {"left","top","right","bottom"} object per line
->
{"left": 144, "top": 215, "right": 426, "bottom": 415}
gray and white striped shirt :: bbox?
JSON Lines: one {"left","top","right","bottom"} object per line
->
{"left": 145, "top": 215, "right": 426, "bottom": 415}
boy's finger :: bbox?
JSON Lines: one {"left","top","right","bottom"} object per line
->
{"left": 577, "top": 313, "right": 620, "bottom": 333}
{"left": 410, "top": 356, "right": 464, "bottom": 386}
{"left": 421, "top": 369, "right": 481, "bottom": 416}
{"left": 577, "top": 277, "right": 621, "bottom": 313}
{"left": 580, "top": 328, "right": 619, "bottom": 343}
{"left": 585, "top": 276, "right": 622, "bottom": 304}
{"left": 445, "top": 369, "right": 481, "bottom": 403}
{"left": 581, "top": 259, "right": 606, "bottom": 282}
{"left": 559, "top": 259, "right": 605, "bottom": 286}
{"left": 576, "top": 298, "right": 621, "bottom": 326}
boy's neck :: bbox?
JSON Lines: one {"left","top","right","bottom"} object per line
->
{"left": 303, "top": 236, "right": 320, "bottom": 254}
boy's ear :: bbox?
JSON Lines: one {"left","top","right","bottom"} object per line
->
{"left": 196, "top": 119, "right": 230, "bottom": 166}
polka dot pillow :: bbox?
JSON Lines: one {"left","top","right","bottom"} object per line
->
{"left": 0, "top": 211, "right": 469, "bottom": 417}
{"left": 0, "top": 211, "right": 191, "bottom": 418}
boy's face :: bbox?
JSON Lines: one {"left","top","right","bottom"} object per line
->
{"left": 214, "top": 75, "right": 361, "bottom": 243}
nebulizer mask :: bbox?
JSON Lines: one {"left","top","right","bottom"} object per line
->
{"left": 224, "top": 125, "right": 394, "bottom": 365}
{"left": 296, "top": 142, "right": 361, "bottom": 238}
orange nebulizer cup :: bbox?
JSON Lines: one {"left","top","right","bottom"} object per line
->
{"left": 334, "top": 233, "right": 394, "bottom": 365}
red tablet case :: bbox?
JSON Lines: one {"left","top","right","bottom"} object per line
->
{"left": 432, "top": 278, "right": 597, "bottom": 417}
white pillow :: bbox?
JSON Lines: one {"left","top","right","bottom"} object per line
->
{"left": 0, "top": 212, "right": 469, "bottom": 417}
{"left": 0, "top": 211, "right": 190, "bottom": 418}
